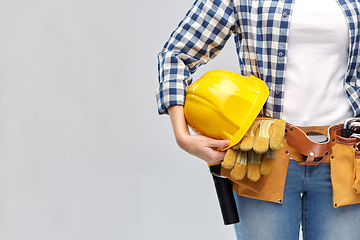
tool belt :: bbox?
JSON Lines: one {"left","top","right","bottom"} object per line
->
{"left": 220, "top": 122, "right": 360, "bottom": 208}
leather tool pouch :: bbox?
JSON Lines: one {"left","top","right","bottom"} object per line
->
{"left": 287, "top": 124, "right": 360, "bottom": 207}
{"left": 330, "top": 125, "right": 360, "bottom": 207}
{"left": 221, "top": 124, "right": 360, "bottom": 207}
{"left": 221, "top": 142, "right": 289, "bottom": 204}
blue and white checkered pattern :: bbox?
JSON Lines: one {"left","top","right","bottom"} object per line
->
{"left": 157, "top": 0, "right": 360, "bottom": 119}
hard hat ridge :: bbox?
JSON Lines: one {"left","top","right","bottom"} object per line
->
{"left": 184, "top": 70, "right": 269, "bottom": 150}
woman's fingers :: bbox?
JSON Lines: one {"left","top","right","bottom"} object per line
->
{"left": 182, "top": 136, "right": 229, "bottom": 164}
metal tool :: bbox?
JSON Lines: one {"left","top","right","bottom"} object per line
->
{"left": 341, "top": 117, "right": 360, "bottom": 153}
{"left": 349, "top": 122, "right": 360, "bottom": 133}
{"left": 342, "top": 118, "right": 360, "bottom": 138}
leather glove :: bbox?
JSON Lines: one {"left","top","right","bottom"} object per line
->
{"left": 222, "top": 117, "right": 286, "bottom": 182}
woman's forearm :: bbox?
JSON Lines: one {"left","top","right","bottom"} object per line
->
{"left": 168, "top": 105, "right": 229, "bottom": 164}
{"left": 168, "top": 105, "right": 190, "bottom": 147}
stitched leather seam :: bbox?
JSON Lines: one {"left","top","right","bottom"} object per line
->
{"left": 331, "top": 145, "right": 337, "bottom": 207}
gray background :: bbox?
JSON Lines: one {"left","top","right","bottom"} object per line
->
{"left": 0, "top": 0, "right": 242, "bottom": 239}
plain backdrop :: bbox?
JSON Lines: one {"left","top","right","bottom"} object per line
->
{"left": 0, "top": 0, "right": 244, "bottom": 239}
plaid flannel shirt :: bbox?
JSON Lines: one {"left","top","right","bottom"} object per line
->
{"left": 156, "top": 0, "right": 360, "bottom": 119}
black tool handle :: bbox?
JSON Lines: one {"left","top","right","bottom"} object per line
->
{"left": 209, "top": 164, "right": 239, "bottom": 225}
{"left": 341, "top": 128, "right": 353, "bottom": 138}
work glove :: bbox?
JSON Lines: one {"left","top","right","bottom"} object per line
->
{"left": 222, "top": 118, "right": 286, "bottom": 182}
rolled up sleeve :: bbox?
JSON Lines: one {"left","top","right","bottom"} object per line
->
{"left": 156, "top": 0, "right": 237, "bottom": 114}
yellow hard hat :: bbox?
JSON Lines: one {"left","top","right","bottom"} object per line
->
{"left": 184, "top": 70, "right": 269, "bottom": 150}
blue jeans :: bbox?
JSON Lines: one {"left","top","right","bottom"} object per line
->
{"left": 233, "top": 159, "right": 360, "bottom": 240}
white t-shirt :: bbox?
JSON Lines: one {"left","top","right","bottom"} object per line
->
{"left": 282, "top": 0, "right": 353, "bottom": 126}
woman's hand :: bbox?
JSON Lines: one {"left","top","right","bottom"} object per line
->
{"left": 176, "top": 133, "right": 229, "bottom": 165}
{"left": 168, "top": 105, "right": 229, "bottom": 165}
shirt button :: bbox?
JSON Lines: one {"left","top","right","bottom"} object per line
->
{"left": 282, "top": 12, "right": 288, "bottom": 17}
{"left": 357, "top": 64, "right": 360, "bottom": 72}
{"left": 275, "top": 91, "right": 280, "bottom": 95}
{"left": 278, "top": 52, "right": 283, "bottom": 57}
